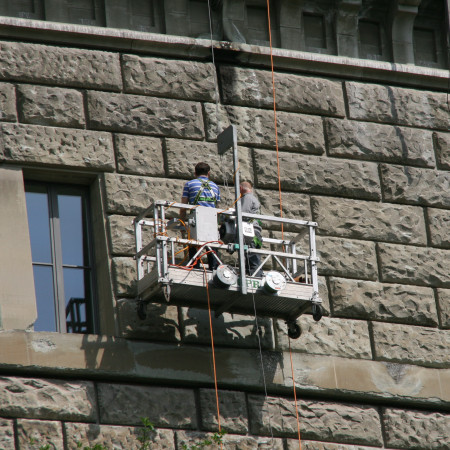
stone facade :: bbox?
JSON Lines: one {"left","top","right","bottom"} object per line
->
{"left": 0, "top": 17, "right": 449, "bottom": 450}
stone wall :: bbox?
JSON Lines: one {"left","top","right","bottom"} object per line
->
{"left": 0, "top": 35, "right": 449, "bottom": 449}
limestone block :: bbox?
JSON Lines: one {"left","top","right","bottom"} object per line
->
{"left": 114, "top": 133, "right": 165, "bottom": 176}
{"left": 112, "top": 257, "right": 136, "bottom": 298}
{"left": 0, "top": 377, "right": 96, "bottom": 421}
{"left": 107, "top": 215, "right": 135, "bottom": 256}
{"left": 103, "top": 173, "right": 185, "bottom": 214}
{"left": 199, "top": 389, "right": 248, "bottom": 433}
{"left": 97, "top": 383, "right": 197, "bottom": 428}
{"left": 87, "top": 91, "right": 204, "bottom": 139}
{"left": 181, "top": 307, "right": 274, "bottom": 349}
{"left": 64, "top": 422, "right": 175, "bottom": 449}
{"left": 275, "top": 316, "right": 372, "bottom": 359}
{"left": 117, "top": 299, "right": 181, "bottom": 342}
{"left": 329, "top": 278, "right": 438, "bottom": 326}
{"left": 17, "top": 84, "right": 84, "bottom": 128}
{"left": 437, "top": 289, "right": 450, "bottom": 329}
{"left": 0, "top": 123, "right": 115, "bottom": 170}
{"left": 254, "top": 149, "right": 380, "bottom": 200}
{"left": 221, "top": 66, "right": 345, "bottom": 117}
{"left": 312, "top": 196, "right": 427, "bottom": 245}
{"left": 123, "top": 54, "right": 216, "bottom": 101}
{"left": 0, "top": 82, "right": 17, "bottom": 122}
{"left": 176, "top": 431, "right": 284, "bottom": 449}
{"left": 383, "top": 408, "right": 450, "bottom": 449}
{"left": 346, "top": 81, "right": 450, "bottom": 131}
{"left": 428, "top": 208, "right": 450, "bottom": 249}
{"left": 17, "top": 419, "right": 63, "bottom": 449}
{"left": 248, "top": 396, "right": 383, "bottom": 446}
{"left": 381, "top": 164, "right": 450, "bottom": 209}
{"left": 165, "top": 138, "right": 253, "bottom": 184}
{"left": 287, "top": 442, "right": 381, "bottom": 450}
{"left": 372, "top": 322, "right": 450, "bottom": 368}
{"left": 0, "top": 418, "right": 14, "bottom": 450}
{"left": 204, "top": 103, "right": 325, "bottom": 154}
{"left": 434, "top": 132, "right": 450, "bottom": 170}
{"left": 324, "top": 118, "right": 435, "bottom": 167}
{"left": 317, "top": 236, "right": 378, "bottom": 280}
{"left": 0, "top": 41, "right": 122, "bottom": 90}
{"left": 378, "top": 243, "right": 450, "bottom": 288}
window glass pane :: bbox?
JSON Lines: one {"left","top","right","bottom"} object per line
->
{"left": 26, "top": 188, "right": 52, "bottom": 264}
{"left": 64, "top": 267, "right": 91, "bottom": 333}
{"left": 58, "top": 193, "right": 86, "bottom": 266}
{"left": 33, "top": 265, "right": 57, "bottom": 332}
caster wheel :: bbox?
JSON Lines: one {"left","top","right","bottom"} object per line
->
{"left": 163, "top": 285, "right": 171, "bottom": 302}
{"left": 287, "top": 321, "right": 302, "bottom": 339}
{"left": 137, "top": 300, "right": 147, "bottom": 320}
{"left": 312, "top": 303, "right": 323, "bottom": 322}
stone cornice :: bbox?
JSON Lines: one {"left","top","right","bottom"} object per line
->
{"left": 0, "top": 330, "right": 448, "bottom": 411}
{"left": 0, "top": 16, "right": 448, "bottom": 91}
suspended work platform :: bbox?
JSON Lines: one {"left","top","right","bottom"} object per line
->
{"left": 133, "top": 200, "right": 323, "bottom": 339}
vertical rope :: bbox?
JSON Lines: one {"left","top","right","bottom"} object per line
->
{"left": 266, "top": 1, "right": 301, "bottom": 448}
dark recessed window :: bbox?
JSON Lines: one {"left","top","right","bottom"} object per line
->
{"left": 25, "top": 182, "right": 97, "bottom": 334}
{"left": 304, "top": 13, "right": 326, "bottom": 49}
{"left": 414, "top": 28, "right": 438, "bottom": 65}
{"left": 359, "top": 20, "right": 382, "bottom": 59}
{"left": 247, "top": 5, "right": 270, "bottom": 45}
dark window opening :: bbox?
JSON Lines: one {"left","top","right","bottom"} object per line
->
{"left": 304, "top": 13, "right": 326, "bottom": 49}
{"left": 25, "top": 182, "right": 97, "bottom": 334}
{"left": 359, "top": 20, "right": 382, "bottom": 59}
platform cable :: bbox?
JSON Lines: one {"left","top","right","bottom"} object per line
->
{"left": 265, "top": 1, "right": 302, "bottom": 448}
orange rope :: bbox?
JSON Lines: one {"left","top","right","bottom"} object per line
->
{"left": 266, "top": 1, "right": 301, "bottom": 448}
{"left": 200, "top": 260, "right": 223, "bottom": 449}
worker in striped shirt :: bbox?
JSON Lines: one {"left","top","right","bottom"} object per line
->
{"left": 181, "top": 162, "right": 221, "bottom": 270}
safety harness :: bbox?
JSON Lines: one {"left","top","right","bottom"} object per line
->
{"left": 193, "top": 178, "right": 217, "bottom": 205}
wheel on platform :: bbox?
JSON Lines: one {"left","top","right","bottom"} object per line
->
{"left": 163, "top": 285, "right": 171, "bottom": 302}
{"left": 312, "top": 303, "right": 323, "bottom": 322}
{"left": 137, "top": 300, "right": 147, "bottom": 320}
{"left": 286, "top": 321, "right": 302, "bottom": 339}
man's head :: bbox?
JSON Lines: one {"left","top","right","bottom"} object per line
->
{"left": 194, "top": 162, "right": 211, "bottom": 177}
{"left": 240, "top": 181, "right": 253, "bottom": 195}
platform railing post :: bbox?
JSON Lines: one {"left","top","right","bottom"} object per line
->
{"left": 309, "top": 225, "right": 319, "bottom": 296}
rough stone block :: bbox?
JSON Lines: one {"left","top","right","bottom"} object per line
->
{"left": 287, "top": 441, "right": 380, "bottom": 450}
{"left": 176, "top": 431, "right": 284, "bottom": 449}
{"left": 329, "top": 278, "right": 438, "bottom": 326}
{"left": 428, "top": 208, "right": 450, "bottom": 249}
{"left": 248, "top": 395, "right": 383, "bottom": 446}
{"left": 204, "top": 103, "right": 325, "bottom": 153}
{"left": 199, "top": 389, "right": 248, "bottom": 433}
{"left": 0, "top": 418, "right": 14, "bottom": 450}
{"left": 0, "top": 123, "right": 115, "bottom": 170}
{"left": 17, "top": 84, "right": 84, "bottom": 128}
{"left": 17, "top": 419, "right": 63, "bottom": 449}
{"left": 434, "top": 132, "right": 450, "bottom": 170}
{"left": 107, "top": 215, "right": 135, "bottom": 256}
{"left": 275, "top": 316, "right": 372, "bottom": 359}
{"left": 317, "top": 236, "right": 378, "bottom": 280}
{"left": 0, "top": 41, "right": 122, "bottom": 90}
{"left": 87, "top": 91, "right": 204, "bottom": 139}
{"left": 0, "top": 377, "right": 96, "bottom": 421}
{"left": 383, "top": 408, "right": 450, "bottom": 449}
{"left": 378, "top": 243, "right": 450, "bottom": 288}
{"left": 103, "top": 173, "right": 185, "bottom": 214}
{"left": 0, "top": 82, "right": 17, "bottom": 122}
{"left": 117, "top": 299, "right": 181, "bottom": 341}
{"left": 372, "top": 322, "right": 450, "bottom": 368}
{"left": 114, "top": 133, "right": 165, "bottom": 176}
{"left": 325, "top": 118, "right": 435, "bottom": 167}
{"left": 64, "top": 422, "right": 175, "bottom": 449}
{"left": 312, "top": 196, "right": 427, "bottom": 245}
{"left": 181, "top": 307, "right": 274, "bottom": 349}
{"left": 437, "top": 289, "right": 450, "bottom": 329}
{"left": 165, "top": 138, "right": 253, "bottom": 184}
{"left": 346, "top": 81, "right": 450, "bottom": 131}
{"left": 123, "top": 54, "right": 216, "bottom": 101}
{"left": 97, "top": 383, "right": 197, "bottom": 428}
{"left": 112, "top": 257, "right": 136, "bottom": 298}
{"left": 381, "top": 164, "right": 450, "bottom": 208}
{"left": 254, "top": 150, "right": 380, "bottom": 200}
{"left": 221, "top": 66, "right": 345, "bottom": 117}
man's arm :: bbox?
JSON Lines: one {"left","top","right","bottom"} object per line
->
{"left": 180, "top": 196, "right": 188, "bottom": 221}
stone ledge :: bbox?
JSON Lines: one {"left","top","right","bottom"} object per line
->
{"left": 0, "top": 331, "right": 448, "bottom": 410}
{"left": 0, "top": 17, "right": 448, "bottom": 91}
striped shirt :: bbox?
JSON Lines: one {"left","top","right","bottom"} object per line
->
{"left": 182, "top": 176, "right": 220, "bottom": 207}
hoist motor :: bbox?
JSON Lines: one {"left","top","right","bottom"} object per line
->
{"left": 188, "top": 206, "right": 219, "bottom": 242}
{"left": 219, "top": 218, "right": 255, "bottom": 244}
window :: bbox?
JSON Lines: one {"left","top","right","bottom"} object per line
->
{"left": 25, "top": 182, "right": 97, "bottom": 334}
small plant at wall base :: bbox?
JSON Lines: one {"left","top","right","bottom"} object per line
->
{"left": 137, "top": 417, "right": 156, "bottom": 449}
{"left": 181, "top": 430, "right": 227, "bottom": 450}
